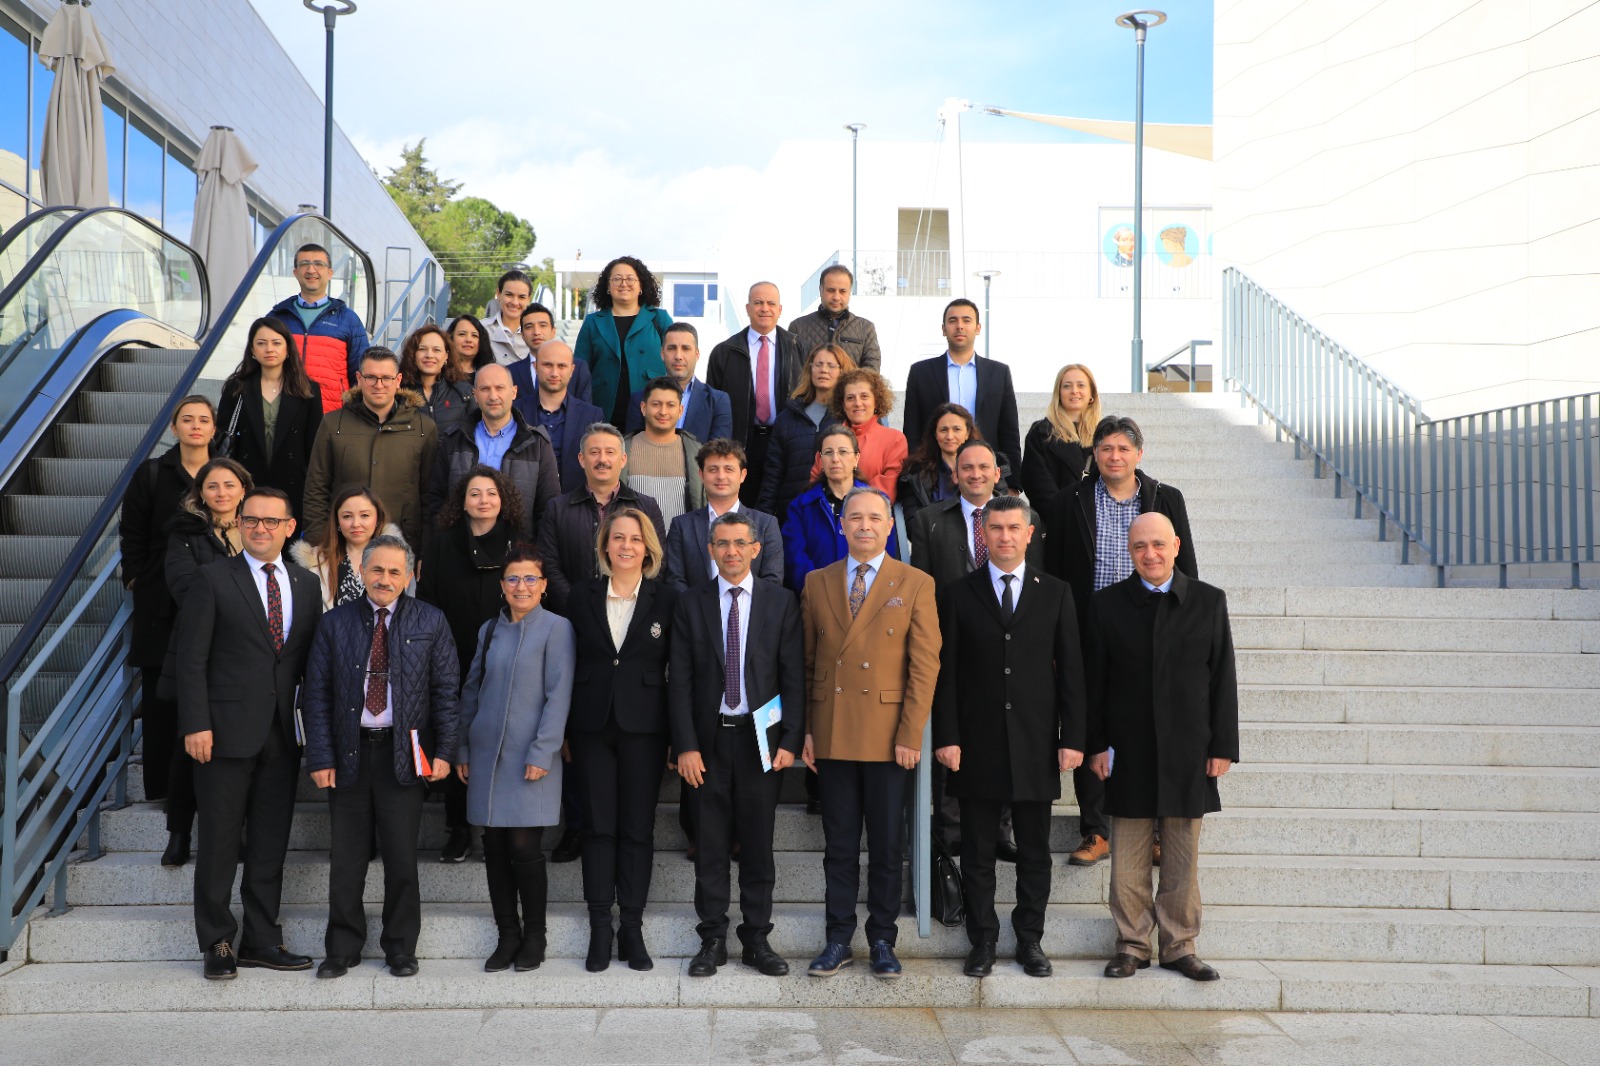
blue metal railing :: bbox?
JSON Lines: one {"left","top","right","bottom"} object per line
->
{"left": 1222, "top": 267, "right": 1598, "bottom": 586}
{"left": 1147, "top": 338, "right": 1212, "bottom": 393}
{"left": 372, "top": 257, "right": 444, "bottom": 349}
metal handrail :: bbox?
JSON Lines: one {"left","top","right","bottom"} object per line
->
{"left": 371, "top": 257, "right": 441, "bottom": 348}
{"left": 1222, "top": 267, "right": 1597, "bottom": 586}
{"left": 1146, "top": 339, "right": 1213, "bottom": 392}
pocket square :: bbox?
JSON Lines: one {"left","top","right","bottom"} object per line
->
{"left": 886, "top": 597, "right": 904, "bottom": 607}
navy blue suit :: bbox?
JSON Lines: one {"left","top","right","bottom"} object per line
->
{"left": 509, "top": 364, "right": 607, "bottom": 493}
{"left": 623, "top": 378, "right": 734, "bottom": 443}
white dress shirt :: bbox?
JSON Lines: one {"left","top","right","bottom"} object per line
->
{"left": 844, "top": 551, "right": 887, "bottom": 604}
{"left": 717, "top": 572, "right": 756, "bottom": 715}
{"left": 988, "top": 560, "right": 1026, "bottom": 610}
{"left": 705, "top": 500, "right": 741, "bottom": 578}
{"left": 360, "top": 597, "right": 394, "bottom": 728}
{"left": 245, "top": 552, "right": 294, "bottom": 634}
{"left": 606, "top": 579, "right": 640, "bottom": 649}
{"left": 959, "top": 494, "right": 993, "bottom": 567}
{"left": 746, "top": 326, "right": 779, "bottom": 425}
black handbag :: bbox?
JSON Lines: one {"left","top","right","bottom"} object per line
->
{"left": 930, "top": 838, "right": 966, "bottom": 927}
{"left": 215, "top": 393, "right": 243, "bottom": 459}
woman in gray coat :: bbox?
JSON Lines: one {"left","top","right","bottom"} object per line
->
{"left": 455, "top": 543, "right": 575, "bottom": 973}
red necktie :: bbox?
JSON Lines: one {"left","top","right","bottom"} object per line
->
{"left": 755, "top": 334, "right": 772, "bottom": 424}
{"left": 365, "top": 607, "right": 389, "bottom": 717}
{"left": 971, "top": 508, "right": 989, "bottom": 569}
{"left": 262, "top": 562, "right": 284, "bottom": 652}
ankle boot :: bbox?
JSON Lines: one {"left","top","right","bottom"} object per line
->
{"left": 585, "top": 913, "right": 614, "bottom": 973}
{"left": 483, "top": 836, "right": 522, "bottom": 972}
{"left": 617, "top": 924, "right": 653, "bottom": 972}
{"left": 511, "top": 857, "right": 548, "bottom": 972}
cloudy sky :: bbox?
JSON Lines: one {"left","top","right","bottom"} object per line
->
{"left": 250, "top": 0, "right": 1212, "bottom": 261}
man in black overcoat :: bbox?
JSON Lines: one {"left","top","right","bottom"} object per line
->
{"left": 1087, "top": 512, "right": 1239, "bottom": 983}
{"left": 932, "top": 495, "right": 1085, "bottom": 979}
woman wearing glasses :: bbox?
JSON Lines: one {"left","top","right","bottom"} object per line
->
{"left": 573, "top": 256, "right": 674, "bottom": 427}
{"left": 455, "top": 544, "right": 575, "bottom": 972}
{"left": 565, "top": 508, "right": 678, "bottom": 972}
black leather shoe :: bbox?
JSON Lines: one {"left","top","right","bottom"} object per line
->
{"left": 963, "top": 942, "right": 996, "bottom": 978}
{"left": 550, "top": 827, "right": 582, "bottom": 863}
{"left": 741, "top": 938, "right": 789, "bottom": 976}
{"left": 617, "top": 927, "right": 653, "bottom": 972}
{"left": 316, "top": 956, "right": 355, "bottom": 979}
{"left": 807, "top": 941, "right": 853, "bottom": 976}
{"left": 1016, "top": 939, "right": 1053, "bottom": 978}
{"left": 1161, "top": 954, "right": 1220, "bottom": 981}
{"left": 439, "top": 827, "right": 471, "bottom": 863}
{"left": 387, "top": 955, "right": 419, "bottom": 977}
{"left": 805, "top": 798, "right": 821, "bottom": 815}
{"left": 1103, "top": 952, "right": 1151, "bottom": 979}
{"left": 203, "top": 941, "right": 237, "bottom": 980}
{"left": 160, "top": 832, "right": 190, "bottom": 868}
{"left": 869, "top": 940, "right": 902, "bottom": 978}
{"left": 994, "top": 839, "right": 1019, "bottom": 863}
{"left": 238, "top": 944, "right": 313, "bottom": 971}
{"left": 687, "top": 937, "right": 727, "bottom": 977}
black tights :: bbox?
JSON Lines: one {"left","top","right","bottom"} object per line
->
{"left": 481, "top": 825, "right": 544, "bottom": 864}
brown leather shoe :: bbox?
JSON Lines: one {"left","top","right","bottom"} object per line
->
{"left": 1161, "top": 954, "right": 1219, "bottom": 981}
{"left": 1103, "top": 952, "right": 1149, "bottom": 979}
{"left": 1069, "top": 834, "right": 1109, "bottom": 866}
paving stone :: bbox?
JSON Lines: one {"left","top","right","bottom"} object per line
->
{"left": 1268, "top": 960, "right": 1591, "bottom": 1016}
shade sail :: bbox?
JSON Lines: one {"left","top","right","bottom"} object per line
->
{"left": 983, "top": 108, "right": 1212, "bottom": 160}
{"left": 191, "top": 126, "right": 259, "bottom": 310}
{"left": 38, "top": 2, "right": 115, "bottom": 208}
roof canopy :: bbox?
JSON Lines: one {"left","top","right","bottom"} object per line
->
{"left": 982, "top": 108, "right": 1212, "bottom": 160}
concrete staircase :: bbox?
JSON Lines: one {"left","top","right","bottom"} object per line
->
{"left": 3, "top": 390, "right": 1597, "bottom": 1016}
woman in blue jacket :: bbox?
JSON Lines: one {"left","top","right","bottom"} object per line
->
{"left": 573, "top": 256, "right": 673, "bottom": 426}
{"left": 781, "top": 424, "right": 900, "bottom": 592}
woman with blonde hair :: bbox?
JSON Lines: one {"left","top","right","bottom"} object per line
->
{"left": 1021, "top": 363, "right": 1101, "bottom": 504}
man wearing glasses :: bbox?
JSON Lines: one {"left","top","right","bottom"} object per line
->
{"left": 303, "top": 348, "right": 439, "bottom": 550}
{"left": 270, "top": 243, "right": 371, "bottom": 414}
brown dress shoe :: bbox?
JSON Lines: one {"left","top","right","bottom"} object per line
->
{"left": 1069, "top": 834, "right": 1109, "bottom": 866}
{"left": 1103, "top": 952, "right": 1150, "bottom": 979}
{"left": 1161, "top": 954, "right": 1219, "bottom": 981}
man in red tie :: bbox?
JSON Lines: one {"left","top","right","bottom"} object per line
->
{"left": 707, "top": 282, "right": 803, "bottom": 507}
{"left": 302, "top": 535, "right": 460, "bottom": 979}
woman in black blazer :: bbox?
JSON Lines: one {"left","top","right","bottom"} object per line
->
{"left": 214, "top": 317, "right": 324, "bottom": 525}
{"left": 565, "top": 507, "right": 678, "bottom": 973}
{"left": 1020, "top": 363, "right": 1100, "bottom": 506}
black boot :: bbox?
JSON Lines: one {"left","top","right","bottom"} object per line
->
{"left": 482, "top": 835, "right": 521, "bottom": 972}
{"left": 511, "top": 857, "right": 548, "bottom": 972}
{"left": 617, "top": 923, "right": 653, "bottom": 972}
{"left": 160, "top": 831, "right": 191, "bottom": 868}
{"left": 586, "top": 913, "right": 614, "bottom": 973}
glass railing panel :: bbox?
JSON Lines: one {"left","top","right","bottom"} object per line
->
{"left": 0, "top": 208, "right": 74, "bottom": 294}
{"left": 201, "top": 215, "right": 373, "bottom": 380}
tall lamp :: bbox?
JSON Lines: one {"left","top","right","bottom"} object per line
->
{"left": 1115, "top": 9, "right": 1166, "bottom": 392}
{"left": 303, "top": 0, "right": 357, "bottom": 218}
{"left": 975, "top": 270, "right": 1000, "bottom": 359}
{"left": 844, "top": 123, "right": 866, "bottom": 295}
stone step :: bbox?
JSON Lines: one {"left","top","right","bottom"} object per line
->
{"left": 25, "top": 900, "right": 1600, "bottom": 967}
{"left": 1185, "top": 517, "right": 1384, "bottom": 541}
{"left": 1189, "top": 541, "right": 1408, "bottom": 566}
{"left": 1140, "top": 477, "right": 1337, "bottom": 500}
{"left": 1238, "top": 722, "right": 1600, "bottom": 768}
{"left": 1178, "top": 496, "right": 1392, "bottom": 520}
{"left": 1222, "top": 763, "right": 1600, "bottom": 813}
{"left": 1128, "top": 458, "right": 1314, "bottom": 481}
{"left": 1241, "top": 685, "right": 1600, "bottom": 727}
{"left": 1236, "top": 649, "right": 1600, "bottom": 688}
{"left": 55, "top": 848, "right": 1600, "bottom": 912}
{"left": 2, "top": 957, "right": 1594, "bottom": 1017}
{"left": 1200, "top": 564, "right": 1436, "bottom": 588}
{"left": 1234, "top": 615, "right": 1600, "bottom": 653}
{"left": 1247, "top": 587, "right": 1600, "bottom": 622}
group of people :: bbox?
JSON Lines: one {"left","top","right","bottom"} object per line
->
{"left": 118, "top": 249, "right": 1238, "bottom": 985}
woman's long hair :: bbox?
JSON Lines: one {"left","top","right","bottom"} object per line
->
{"left": 314, "top": 486, "right": 391, "bottom": 591}
{"left": 436, "top": 464, "right": 524, "bottom": 536}
{"left": 790, "top": 343, "right": 856, "bottom": 403}
{"left": 221, "top": 317, "right": 317, "bottom": 400}
{"left": 590, "top": 255, "right": 662, "bottom": 310}
{"left": 445, "top": 314, "right": 491, "bottom": 372}
{"left": 903, "top": 402, "right": 980, "bottom": 485}
{"left": 1044, "top": 363, "right": 1102, "bottom": 446}
{"left": 179, "top": 457, "right": 254, "bottom": 521}
{"left": 400, "top": 323, "right": 466, "bottom": 386}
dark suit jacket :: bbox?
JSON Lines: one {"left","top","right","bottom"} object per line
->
{"left": 901, "top": 353, "right": 1022, "bottom": 478}
{"left": 664, "top": 505, "right": 785, "bottom": 591}
{"left": 1086, "top": 571, "right": 1239, "bottom": 818}
{"left": 1040, "top": 468, "right": 1199, "bottom": 635}
{"left": 510, "top": 372, "right": 607, "bottom": 493}
{"left": 933, "top": 566, "right": 1085, "bottom": 801}
{"left": 624, "top": 378, "right": 734, "bottom": 443}
{"left": 506, "top": 351, "right": 593, "bottom": 406}
{"left": 908, "top": 495, "right": 1045, "bottom": 590}
{"left": 565, "top": 577, "right": 677, "bottom": 735}
{"left": 705, "top": 327, "right": 804, "bottom": 446}
{"left": 174, "top": 553, "right": 322, "bottom": 759}
{"left": 668, "top": 575, "right": 805, "bottom": 758}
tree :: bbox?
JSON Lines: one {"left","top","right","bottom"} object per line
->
{"left": 380, "top": 143, "right": 537, "bottom": 318}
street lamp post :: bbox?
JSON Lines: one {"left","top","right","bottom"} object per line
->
{"left": 975, "top": 270, "right": 1000, "bottom": 359}
{"left": 844, "top": 123, "right": 866, "bottom": 295}
{"left": 1115, "top": 9, "right": 1165, "bottom": 393}
{"left": 304, "top": 0, "right": 357, "bottom": 218}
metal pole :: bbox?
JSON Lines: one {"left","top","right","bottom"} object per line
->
{"left": 845, "top": 124, "right": 866, "bottom": 295}
{"left": 1117, "top": 11, "right": 1166, "bottom": 393}
{"left": 974, "top": 271, "right": 1000, "bottom": 359}
{"left": 306, "top": 1, "right": 357, "bottom": 218}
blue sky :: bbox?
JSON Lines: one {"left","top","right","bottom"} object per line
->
{"left": 250, "top": 0, "right": 1213, "bottom": 258}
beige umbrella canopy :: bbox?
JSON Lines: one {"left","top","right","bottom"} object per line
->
{"left": 38, "top": 1, "right": 116, "bottom": 208}
{"left": 191, "top": 126, "right": 259, "bottom": 310}
{"left": 981, "top": 107, "right": 1212, "bottom": 160}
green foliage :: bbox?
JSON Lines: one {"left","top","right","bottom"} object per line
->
{"left": 380, "top": 142, "right": 537, "bottom": 318}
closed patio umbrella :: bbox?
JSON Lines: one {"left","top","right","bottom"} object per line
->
{"left": 38, "top": 0, "right": 115, "bottom": 208}
{"left": 191, "top": 126, "right": 259, "bottom": 311}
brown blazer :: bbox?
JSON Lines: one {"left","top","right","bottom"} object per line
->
{"left": 801, "top": 556, "right": 942, "bottom": 761}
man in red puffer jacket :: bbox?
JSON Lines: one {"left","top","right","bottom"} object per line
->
{"left": 271, "top": 243, "right": 370, "bottom": 414}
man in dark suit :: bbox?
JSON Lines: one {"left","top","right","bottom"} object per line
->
{"left": 1042, "top": 414, "right": 1199, "bottom": 868}
{"left": 303, "top": 535, "right": 459, "bottom": 979}
{"left": 624, "top": 323, "right": 733, "bottom": 443}
{"left": 176, "top": 487, "right": 322, "bottom": 980}
{"left": 669, "top": 511, "right": 804, "bottom": 978}
{"left": 706, "top": 282, "right": 803, "bottom": 506}
{"left": 665, "top": 438, "right": 785, "bottom": 592}
{"left": 901, "top": 299, "right": 1022, "bottom": 478}
{"left": 909, "top": 439, "right": 1043, "bottom": 856}
{"left": 513, "top": 305, "right": 593, "bottom": 402}
{"left": 933, "top": 495, "right": 1085, "bottom": 979}
{"left": 1090, "top": 512, "right": 1238, "bottom": 983}
{"left": 513, "top": 340, "right": 605, "bottom": 493}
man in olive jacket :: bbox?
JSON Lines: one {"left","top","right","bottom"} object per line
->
{"left": 801, "top": 487, "right": 941, "bottom": 979}
{"left": 303, "top": 347, "right": 438, "bottom": 550}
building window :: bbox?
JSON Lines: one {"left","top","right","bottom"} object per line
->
{"left": 103, "top": 98, "right": 125, "bottom": 208}
{"left": 897, "top": 208, "right": 950, "bottom": 297}
{"left": 125, "top": 112, "right": 164, "bottom": 227}
{"left": 673, "top": 283, "right": 705, "bottom": 318}
{"left": 0, "top": 12, "right": 27, "bottom": 228}
{"left": 164, "top": 145, "right": 196, "bottom": 239}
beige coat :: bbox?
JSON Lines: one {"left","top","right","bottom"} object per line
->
{"left": 801, "top": 556, "right": 941, "bottom": 761}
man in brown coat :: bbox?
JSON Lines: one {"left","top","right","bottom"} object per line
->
{"left": 801, "top": 487, "right": 941, "bottom": 979}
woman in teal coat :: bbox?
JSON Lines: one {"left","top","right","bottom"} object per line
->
{"left": 573, "top": 255, "right": 673, "bottom": 426}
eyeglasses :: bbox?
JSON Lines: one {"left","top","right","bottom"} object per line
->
{"left": 711, "top": 539, "right": 754, "bottom": 550}
{"left": 359, "top": 373, "right": 400, "bottom": 386}
{"left": 294, "top": 260, "right": 330, "bottom": 270}
{"left": 610, "top": 276, "right": 639, "bottom": 286}
{"left": 241, "top": 515, "right": 286, "bottom": 530}
{"left": 503, "top": 574, "right": 544, "bottom": 587}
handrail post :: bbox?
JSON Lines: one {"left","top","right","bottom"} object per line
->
{"left": 914, "top": 718, "right": 931, "bottom": 938}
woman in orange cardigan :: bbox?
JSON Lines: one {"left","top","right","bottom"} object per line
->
{"left": 811, "top": 368, "right": 907, "bottom": 503}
